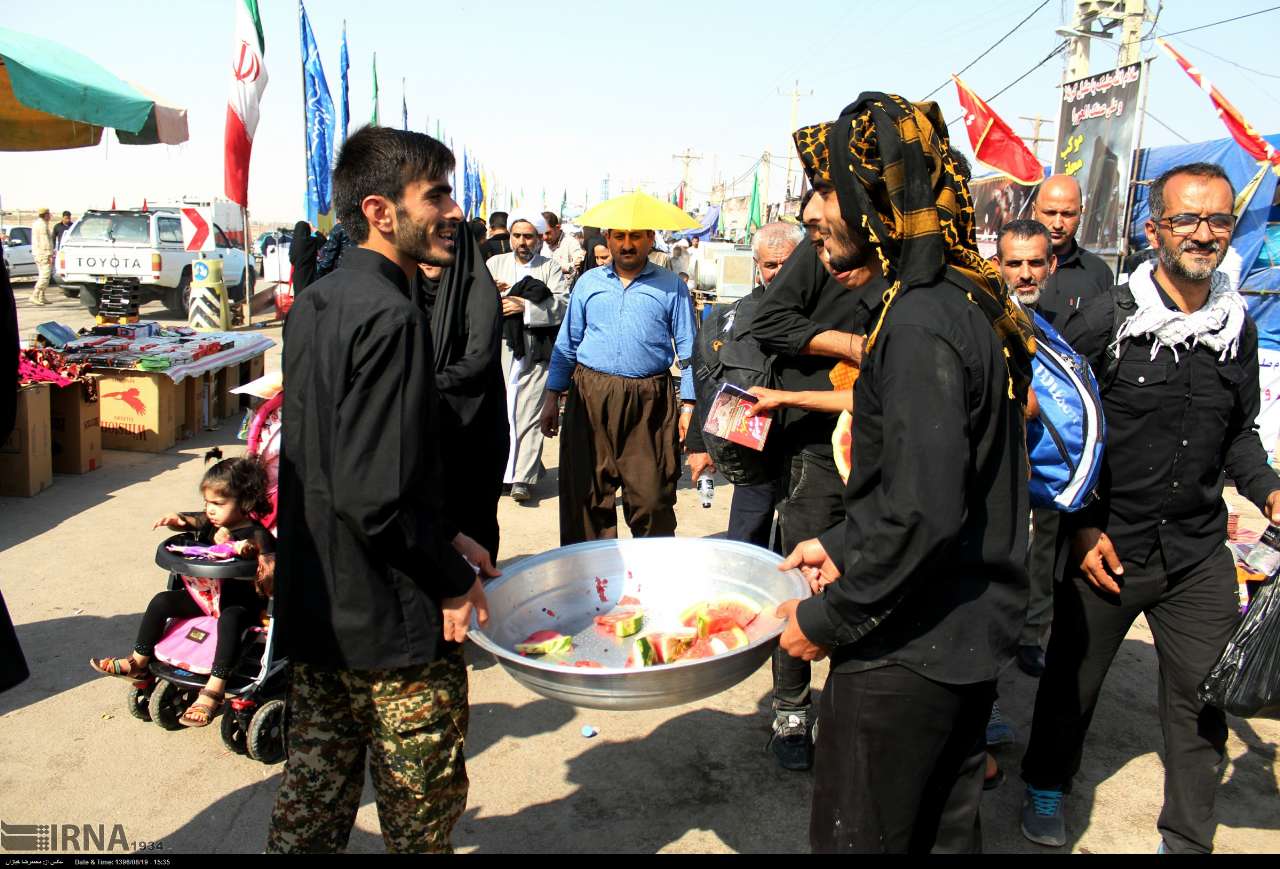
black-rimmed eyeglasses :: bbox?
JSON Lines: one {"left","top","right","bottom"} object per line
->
{"left": 1157, "top": 213, "right": 1236, "bottom": 235}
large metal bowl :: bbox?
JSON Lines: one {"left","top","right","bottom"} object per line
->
{"left": 467, "top": 538, "right": 810, "bottom": 710}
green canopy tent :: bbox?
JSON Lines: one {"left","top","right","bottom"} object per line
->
{"left": 0, "top": 26, "right": 188, "bottom": 151}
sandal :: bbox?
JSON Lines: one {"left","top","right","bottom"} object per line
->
{"left": 179, "top": 689, "right": 224, "bottom": 728}
{"left": 89, "top": 656, "right": 150, "bottom": 681}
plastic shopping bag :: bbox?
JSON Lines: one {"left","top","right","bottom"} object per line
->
{"left": 1199, "top": 578, "right": 1280, "bottom": 719}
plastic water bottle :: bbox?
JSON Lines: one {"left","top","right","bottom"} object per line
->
{"left": 1244, "top": 524, "right": 1280, "bottom": 577}
{"left": 697, "top": 475, "right": 714, "bottom": 509}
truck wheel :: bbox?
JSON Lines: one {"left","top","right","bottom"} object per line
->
{"left": 80, "top": 286, "right": 101, "bottom": 316}
{"left": 165, "top": 269, "right": 191, "bottom": 317}
{"left": 61, "top": 284, "right": 81, "bottom": 299}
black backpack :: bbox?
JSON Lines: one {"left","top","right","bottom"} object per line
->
{"left": 693, "top": 295, "right": 781, "bottom": 485}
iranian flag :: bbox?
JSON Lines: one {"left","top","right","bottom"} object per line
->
{"left": 224, "top": 0, "right": 267, "bottom": 207}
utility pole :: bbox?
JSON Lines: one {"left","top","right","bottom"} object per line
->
{"left": 1018, "top": 115, "right": 1056, "bottom": 160}
{"left": 672, "top": 148, "right": 702, "bottom": 202}
{"left": 1059, "top": 0, "right": 1151, "bottom": 81}
{"left": 761, "top": 150, "right": 772, "bottom": 223}
{"left": 779, "top": 80, "right": 812, "bottom": 204}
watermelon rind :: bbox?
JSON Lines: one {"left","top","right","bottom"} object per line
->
{"left": 515, "top": 633, "right": 574, "bottom": 656}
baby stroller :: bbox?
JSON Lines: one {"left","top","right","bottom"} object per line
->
{"left": 124, "top": 388, "right": 288, "bottom": 763}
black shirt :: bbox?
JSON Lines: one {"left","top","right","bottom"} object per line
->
{"left": 797, "top": 272, "right": 1029, "bottom": 685}
{"left": 752, "top": 242, "right": 886, "bottom": 458}
{"left": 479, "top": 233, "right": 511, "bottom": 260}
{"left": 275, "top": 247, "right": 475, "bottom": 670}
{"left": 1039, "top": 239, "right": 1114, "bottom": 317}
{"left": 1063, "top": 278, "right": 1280, "bottom": 573}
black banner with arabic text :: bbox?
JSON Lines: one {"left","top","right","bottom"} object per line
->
{"left": 1053, "top": 63, "right": 1144, "bottom": 255}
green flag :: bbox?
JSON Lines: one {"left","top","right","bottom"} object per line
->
{"left": 746, "top": 171, "right": 762, "bottom": 236}
{"left": 370, "top": 52, "right": 379, "bottom": 126}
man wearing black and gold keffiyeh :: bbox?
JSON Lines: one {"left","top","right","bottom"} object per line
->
{"left": 775, "top": 92, "right": 1032, "bottom": 853}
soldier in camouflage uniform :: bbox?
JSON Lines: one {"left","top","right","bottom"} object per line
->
{"left": 267, "top": 127, "right": 496, "bottom": 854}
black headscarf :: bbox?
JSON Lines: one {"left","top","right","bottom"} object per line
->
{"left": 425, "top": 229, "right": 507, "bottom": 437}
{"left": 289, "top": 221, "right": 321, "bottom": 293}
{"left": 575, "top": 229, "right": 607, "bottom": 286}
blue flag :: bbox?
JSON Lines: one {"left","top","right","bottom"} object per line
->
{"left": 299, "top": 1, "right": 336, "bottom": 228}
{"left": 338, "top": 21, "right": 349, "bottom": 147}
{"left": 401, "top": 78, "right": 408, "bottom": 130}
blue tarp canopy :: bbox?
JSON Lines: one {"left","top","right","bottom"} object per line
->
{"left": 673, "top": 206, "right": 720, "bottom": 243}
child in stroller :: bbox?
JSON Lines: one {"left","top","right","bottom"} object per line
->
{"left": 89, "top": 456, "right": 274, "bottom": 728}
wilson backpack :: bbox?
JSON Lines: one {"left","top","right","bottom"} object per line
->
{"left": 1027, "top": 309, "right": 1106, "bottom": 511}
{"left": 692, "top": 295, "right": 781, "bottom": 486}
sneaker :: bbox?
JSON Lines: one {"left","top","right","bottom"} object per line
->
{"left": 510, "top": 483, "right": 531, "bottom": 503}
{"left": 1021, "top": 786, "right": 1067, "bottom": 847}
{"left": 767, "top": 711, "right": 813, "bottom": 771}
{"left": 1018, "top": 644, "right": 1046, "bottom": 677}
{"left": 986, "top": 701, "right": 1016, "bottom": 746}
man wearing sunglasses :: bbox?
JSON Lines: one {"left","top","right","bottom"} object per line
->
{"left": 1020, "top": 162, "right": 1280, "bottom": 853}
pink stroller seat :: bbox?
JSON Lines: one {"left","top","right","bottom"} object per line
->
{"left": 153, "top": 576, "right": 263, "bottom": 675}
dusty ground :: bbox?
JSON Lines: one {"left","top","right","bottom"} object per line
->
{"left": 1, "top": 282, "right": 1277, "bottom": 854}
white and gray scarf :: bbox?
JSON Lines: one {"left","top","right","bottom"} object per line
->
{"left": 1115, "top": 260, "right": 1247, "bottom": 362}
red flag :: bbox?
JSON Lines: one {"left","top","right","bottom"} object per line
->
{"left": 678, "top": 182, "right": 685, "bottom": 210}
{"left": 141, "top": 198, "right": 148, "bottom": 212}
{"left": 1157, "top": 39, "right": 1280, "bottom": 169}
{"left": 111, "top": 197, "right": 116, "bottom": 209}
{"left": 953, "top": 75, "right": 1043, "bottom": 185}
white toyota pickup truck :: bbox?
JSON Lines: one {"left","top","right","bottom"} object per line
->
{"left": 57, "top": 208, "right": 252, "bottom": 316}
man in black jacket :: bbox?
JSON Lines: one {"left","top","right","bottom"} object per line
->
{"left": 750, "top": 192, "right": 883, "bottom": 770}
{"left": 778, "top": 93, "right": 1033, "bottom": 853}
{"left": 268, "top": 126, "right": 498, "bottom": 854}
{"left": 1020, "top": 162, "right": 1280, "bottom": 854}
{"left": 1035, "top": 174, "right": 1114, "bottom": 317}
{"left": 480, "top": 211, "right": 512, "bottom": 259}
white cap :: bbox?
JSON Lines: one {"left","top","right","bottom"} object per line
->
{"left": 230, "top": 370, "right": 282, "bottom": 399}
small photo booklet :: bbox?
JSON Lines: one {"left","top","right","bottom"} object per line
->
{"left": 703, "top": 383, "right": 772, "bottom": 451}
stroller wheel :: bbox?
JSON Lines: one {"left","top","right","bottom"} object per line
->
{"left": 148, "top": 680, "right": 199, "bottom": 731}
{"left": 125, "top": 682, "right": 154, "bottom": 722}
{"left": 220, "top": 708, "right": 249, "bottom": 755}
{"left": 247, "top": 698, "right": 286, "bottom": 764}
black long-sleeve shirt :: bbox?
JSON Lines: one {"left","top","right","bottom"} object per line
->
{"left": 796, "top": 272, "right": 1029, "bottom": 684}
{"left": 1063, "top": 278, "right": 1280, "bottom": 572}
{"left": 751, "top": 242, "right": 886, "bottom": 458}
{"left": 275, "top": 248, "right": 476, "bottom": 670}
{"left": 1039, "top": 239, "right": 1114, "bottom": 318}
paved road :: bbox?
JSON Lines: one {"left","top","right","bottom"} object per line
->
{"left": 2, "top": 285, "right": 1277, "bottom": 853}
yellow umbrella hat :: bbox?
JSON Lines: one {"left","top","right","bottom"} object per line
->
{"left": 575, "top": 191, "right": 700, "bottom": 231}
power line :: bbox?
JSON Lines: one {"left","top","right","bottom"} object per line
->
{"left": 1143, "top": 110, "right": 1191, "bottom": 143}
{"left": 921, "top": 0, "right": 1053, "bottom": 100}
{"left": 1141, "top": 5, "right": 1280, "bottom": 40}
{"left": 1170, "top": 37, "right": 1280, "bottom": 81}
{"left": 946, "top": 41, "right": 1069, "bottom": 127}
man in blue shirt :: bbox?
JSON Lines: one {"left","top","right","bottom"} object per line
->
{"left": 540, "top": 228, "right": 698, "bottom": 545}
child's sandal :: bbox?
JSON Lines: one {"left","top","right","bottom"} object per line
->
{"left": 179, "top": 689, "right": 224, "bottom": 728}
{"left": 89, "top": 656, "right": 149, "bottom": 680}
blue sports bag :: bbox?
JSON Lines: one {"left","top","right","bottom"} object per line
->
{"left": 1027, "top": 310, "right": 1106, "bottom": 511}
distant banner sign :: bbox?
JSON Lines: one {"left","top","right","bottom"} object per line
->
{"left": 971, "top": 174, "right": 1040, "bottom": 260}
{"left": 1054, "top": 63, "right": 1143, "bottom": 255}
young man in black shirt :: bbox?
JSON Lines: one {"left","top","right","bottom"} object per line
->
{"left": 1021, "top": 162, "right": 1280, "bottom": 854}
{"left": 269, "top": 127, "right": 498, "bottom": 854}
{"left": 778, "top": 93, "right": 1033, "bottom": 853}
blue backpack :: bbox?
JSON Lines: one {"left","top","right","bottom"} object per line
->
{"left": 1027, "top": 310, "right": 1106, "bottom": 511}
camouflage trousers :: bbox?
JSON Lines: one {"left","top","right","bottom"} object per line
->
{"left": 265, "top": 650, "right": 469, "bottom": 853}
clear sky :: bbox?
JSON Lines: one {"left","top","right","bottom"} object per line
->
{"left": 2, "top": 0, "right": 1278, "bottom": 223}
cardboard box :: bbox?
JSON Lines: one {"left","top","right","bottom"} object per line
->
{"left": 50, "top": 379, "right": 103, "bottom": 474}
{"left": 98, "top": 371, "right": 177, "bottom": 452}
{"left": 0, "top": 384, "right": 53, "bottom": 497}
{"left": 214, "top": 362, "right": 241, "bottom": 421}
{"left": 181, "top": 375, "right": 209, "bottom": 437}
